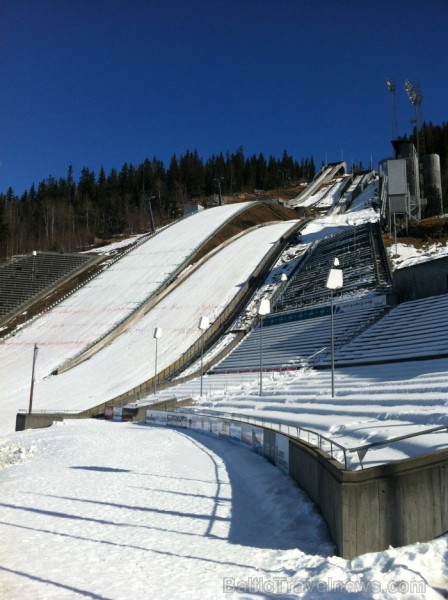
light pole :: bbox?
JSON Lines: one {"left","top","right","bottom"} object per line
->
{"left": 31, "top": 250, "right": 37, "bottom": 282}
{"left": 153, "top": 327, "right": 163, "bottom": 396}
{"left": 213, "top": 177, "right": 224, "bottom": 206}
{"left": 326, "top": 258, "right": 343, "bottom": 397}
{"left": 348, "top": 219, "right": 357, "bottom": 251}
{"left": 258, "top": 298, "right": 271, "bottom": 396}
{"left": 199, "top": 316, "right": 210, "bottom": 397}
{"left": 28, "top": 343, "right": 39, "bottom": 414}
{"left": 393, "top": 213, "right": 398, "bottom": 257}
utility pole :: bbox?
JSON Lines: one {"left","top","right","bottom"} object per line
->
{"left": 28, "top": 343, "right": 39, "bottom": 414}
{"left": 386, "top": 79, "right": 398, "bottom": 140}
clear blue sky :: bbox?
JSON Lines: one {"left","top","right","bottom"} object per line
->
{"left": 1, "top": 0, "right": 447, "bottom": 195}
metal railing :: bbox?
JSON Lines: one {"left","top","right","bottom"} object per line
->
{"left": 163, "top": 408, "right": 448, "bottom": 470}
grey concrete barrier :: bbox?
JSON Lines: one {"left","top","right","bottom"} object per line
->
{"left": 288, "top": 437, "right": 448, "bottom": 559}
{"left": 15, "top": 411, "right": 85, "bottom": 431}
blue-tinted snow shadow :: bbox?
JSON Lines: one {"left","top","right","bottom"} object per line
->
{"left": 0, "top": 564, "right": 112, "bottom": 600}
{"left": 70, "top": 466, "right": 131, "bottom": 473}
{"left": 175, "top": 429, "right": 334, "bottom": 555}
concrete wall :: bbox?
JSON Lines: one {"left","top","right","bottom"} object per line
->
{"left": 289, "top": 438, "right": 448, "bottom": 559}
{"left": 393, "top": 257, "right": 448, "bottom": 301}
{"left": 15, "top": 398, "right": 193, "bottom": 432}
{"left": 15, "top": 412, "right": 85, "bottom": 431}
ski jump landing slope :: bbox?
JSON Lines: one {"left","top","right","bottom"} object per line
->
{"left": 0, "top": 217, "right": 298, "bottom": 435}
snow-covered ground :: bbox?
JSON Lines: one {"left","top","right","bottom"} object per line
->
{"left": 0, "top": 420, "right": 446, "bottom": 599}
{"left": 388, "top": 241, "right": 448, "bottom": 270}
{"left": 83, "top": 233, "right": 147, "bottom": 255}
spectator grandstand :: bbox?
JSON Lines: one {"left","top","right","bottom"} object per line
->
{"left": 273, "top": 221, "right": 391, "bottom": 313}
{"left": 0, "top": 251, "right": 97, "bottom": 323}
{"left": 210, "top": 297, "right": 388, "bottom": 373}
{"left": 325, "top": 293, "right": 448, "bottom": 367}
{"left": 209, "top": 219, "right": 393, "bottom": 375}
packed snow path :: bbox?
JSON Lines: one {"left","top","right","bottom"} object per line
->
{"left": 1, "top": 420, "right": 447, "bottom": 599}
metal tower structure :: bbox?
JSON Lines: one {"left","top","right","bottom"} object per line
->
{"left": 404, "top": 79, "right": 423, "bottom": 158}
{"left": 386, "top": 78, "right": 398, "bottom": 140}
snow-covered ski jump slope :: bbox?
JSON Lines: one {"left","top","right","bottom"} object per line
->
{"left": 0, "top": 205, "right": 298, "bottom": 434}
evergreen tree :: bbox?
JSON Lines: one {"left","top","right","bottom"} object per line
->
{"left": 0, "top": 194, "right": 9, "bottom": 257}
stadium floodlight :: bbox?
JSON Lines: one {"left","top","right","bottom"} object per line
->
{"left": 153, "top": 327, "right": 163, "bottom": 396}
{"left": 258, "top": 298, "right": 271, "bottom": 396}
{"left": 199, "top": 317, "right": 210, "bottom": 397}
{"left": 326, "top": 259, "right": 343, "bottom": 397}
{"left": 404, "top": 80, "right": 422, "bottom": 107}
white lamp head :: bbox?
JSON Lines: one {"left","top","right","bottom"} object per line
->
{"left": 258, "top": 298, "right": 271, "bottom": 316}
{"left": 326, "top": 268, "right": 343, "bottom": 290}
{"left": 199, "top": 316, "right": 210, "bottom": 330}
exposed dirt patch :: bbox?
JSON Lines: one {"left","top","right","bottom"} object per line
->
{"left": 382, "top": 216, "right": 448, "bottom": 251}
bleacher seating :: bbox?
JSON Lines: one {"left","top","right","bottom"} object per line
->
{"left": 325, "top": 293, "right": 448, "bottom": 367}
{"left": 273, "top": 222, "right": 391, "bottom": 312}
{"left": 0, "top": 251, "right": 94, "bottom": 322}
{"left": 210, "top": 299, "right": 387, "bottom": 373}
{"left": 208, "top": 220, "right": 394, "bottom": 375}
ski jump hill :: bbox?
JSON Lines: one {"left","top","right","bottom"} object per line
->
{"left": 0, "top": 201, "right": 301, "bottom": 435}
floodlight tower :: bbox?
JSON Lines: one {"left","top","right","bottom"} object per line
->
{"left": 404, "top": 79, "right": 423, "bottom": 158}
{"left": 386, "top": 78, "right": 398, "bottom": 140}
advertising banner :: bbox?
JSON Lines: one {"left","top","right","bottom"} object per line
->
{"left": 334, "top": 294, "right": 386, "bottom": 314}
{"left": 275, "top": 433, "right": 289, "bottom": 474}
{"left": 167, "top": 413, "right": 188, "bottom": 428}
{"left": 252, "top": 426, "right": 264, "bottom": 454}
{"left": 241, "top": 424, "right": 253, "bottom": 448}
{"left": 211, "top": 419, "right": 220, "bottom": 436}
{"left": 191, "top": 415, "right": 203, "bottom": 430}
{"left": 197, "top": 416, "right": 211, "bottom": 431}
{"left": 146, "top": 410, "right": 168, "bottom": 425}
{"left": 218, "top": 419, "right": 230, "bottom": 438}
{"left": 229, "top": 422, "right": 242, "bottom": 444}
{"left": 112, "top": 407, "right": 123, "bottom": 422}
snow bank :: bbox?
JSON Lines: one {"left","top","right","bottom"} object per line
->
{"left": 0, "top": 442, "right": 35, "bottom": 469}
